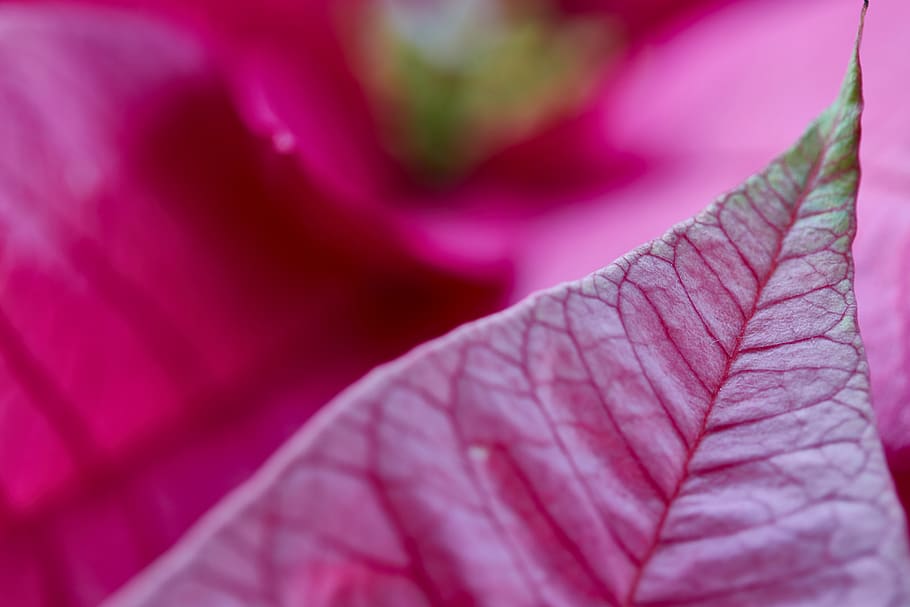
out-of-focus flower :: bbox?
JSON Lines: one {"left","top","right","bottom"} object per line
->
{"left": 352, "top": 2, "right": 602, "bottom": 184}
{"left": 46, "top": 0, "right": 718, "bottom": 212}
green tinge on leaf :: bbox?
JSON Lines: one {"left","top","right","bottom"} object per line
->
{"left": 780, "top": 3, "right": 865, "bottom": 222}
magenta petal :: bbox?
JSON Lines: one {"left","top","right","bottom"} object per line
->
{"left": 0, "top": 5, "right": 506, "bottom": 606}
{"left": 72, "top": 0, "right": 721, "bottom": 214}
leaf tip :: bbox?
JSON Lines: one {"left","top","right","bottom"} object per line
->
{"left": 834, "top": 0, "right": 866, "bottom": 110}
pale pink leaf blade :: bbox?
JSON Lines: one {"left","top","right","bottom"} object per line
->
{"left": 110, "top": 11, "right": 910, "bottom": 607}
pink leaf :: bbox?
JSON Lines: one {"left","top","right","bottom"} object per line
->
{"left": 513, "top": 0, "right": 910, "bottom": 518}
{"left": 111, "top": 10, "right": 910, "bottom": 606}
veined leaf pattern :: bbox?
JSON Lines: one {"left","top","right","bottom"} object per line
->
{"left": 110, "top": 8, "right": 910, "bottom": 607}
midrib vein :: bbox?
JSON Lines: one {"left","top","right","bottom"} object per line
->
{"left": 622, "top": 113, "right": 845, "bottom": 606}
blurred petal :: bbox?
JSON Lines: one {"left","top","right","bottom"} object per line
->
{"left": 50, "top": 0, "right": 709, "bottom": 211}
{"left": 0, "top": 5, "right": 505, "bottom": 605}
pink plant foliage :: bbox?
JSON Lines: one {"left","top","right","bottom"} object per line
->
{"left": 1, "top": 0, "right": 910, "bottom": 605}
{"left": 0, "top": 5, "right": 506, "bottom": 606}
{"left": 109, "top": 17, "right": 910, "bottom": 606}
{"left": 511, "top": 0, "right": 910, "bottom": 511}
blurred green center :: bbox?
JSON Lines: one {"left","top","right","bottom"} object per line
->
{"left": 355, "top": 0, "right": 619, "bottom": 187}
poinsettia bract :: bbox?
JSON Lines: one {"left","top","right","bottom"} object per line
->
{"left": 109, "top": 7, "right": 910, "bottom": 607}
